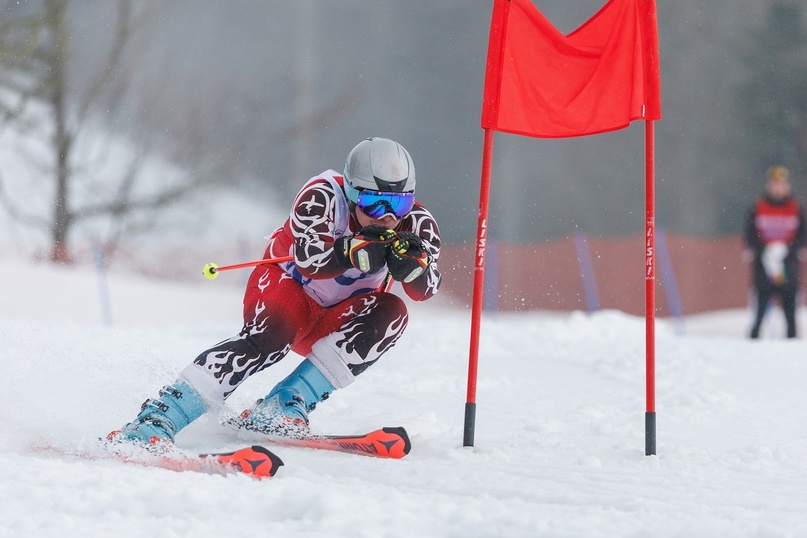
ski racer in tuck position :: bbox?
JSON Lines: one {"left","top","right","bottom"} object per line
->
{"left": 108, "top": 137, "right": 442, "bottom": 445}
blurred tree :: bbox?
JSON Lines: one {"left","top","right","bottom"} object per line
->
{"left": 0, "top": 0, "right": 251, "bottom": 263}
{"left": 733, "top": 1, "right": 807, "bottom": 214}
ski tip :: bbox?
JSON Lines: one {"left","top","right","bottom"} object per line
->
{"left": 216, "top": 445, "right": 284, "bottom": 478}
{"left": 250, "top": 445, "right": 285, "bottom": 476}
{"left": 380, "top": 427, "right": 412, "bottom": 458}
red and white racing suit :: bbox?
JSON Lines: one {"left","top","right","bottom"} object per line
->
{"left": 182, "top": 170, "right": 442, "bottom": 402}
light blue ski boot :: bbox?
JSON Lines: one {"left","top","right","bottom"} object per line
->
{"left": 238, "top": 359, "right": 335, "bottom": 438}
{"left": 108, "top": 380, "right": 208, "bottom": 446}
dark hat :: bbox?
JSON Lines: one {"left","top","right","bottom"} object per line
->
{"left": 766, "top": 165, "right": 790, "bottom": 182}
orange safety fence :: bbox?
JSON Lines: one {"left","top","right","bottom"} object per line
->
{"left": 438, "top": 233, "right": 806, "bottom": 316}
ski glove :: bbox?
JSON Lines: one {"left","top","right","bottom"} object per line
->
{"left": 388, "top": 232, "right": 432, "bottom": 283}
{"left": 334, "top": 225, "right": 397, "bottom": 274}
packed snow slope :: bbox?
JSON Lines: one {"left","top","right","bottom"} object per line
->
{"left": 2, "top": 256, "right": 807, "bottom": 538}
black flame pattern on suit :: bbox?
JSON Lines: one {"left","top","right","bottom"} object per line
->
{"left": 193, "top": 270, "right": 294, "bottom": 399}
{"left": 192, "top": 325, "right": 291, "bottom": 400}
{"left": 192, "top": 270, "right": 409, "bottom": 397}
{"left": 333, "top": 294, "right": 409, "bottom": 376}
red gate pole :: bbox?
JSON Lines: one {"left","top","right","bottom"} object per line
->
{"left": 645, "top": 119, "right": 657, "bottom": 456}
{"left": 463, "top": 127, "right": 496, "bottom": 447}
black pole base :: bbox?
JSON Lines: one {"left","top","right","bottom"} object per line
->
{"left": 645, "top": 411, "right": 656, "bottom": 455}
{"left": 463, "top": 402, "right": 477, "bottom": 447}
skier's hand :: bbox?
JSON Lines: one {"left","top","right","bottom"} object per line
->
{"left": 388, "top": 232, "right": 432, "bottom": 283}
{"left": 334, "top": 225, "right": 397, "bottom": 274}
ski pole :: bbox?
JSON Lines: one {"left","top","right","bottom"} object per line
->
{"left": 203, "top": 255, "right": 294, "bottom": 280}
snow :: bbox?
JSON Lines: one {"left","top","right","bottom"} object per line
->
{"left": 2, "top": 255, "right": 807, "bottom": 538}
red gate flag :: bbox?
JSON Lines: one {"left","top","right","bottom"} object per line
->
{"left": 466, "top": 0, "right": 662, "bottom": 454}
{"left": 481, "top": 0, "right": 661, "bottom": 138}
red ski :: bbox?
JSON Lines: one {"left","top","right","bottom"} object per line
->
{"left": 32, "top": 442, "right": 283, "bottom": 478}
{"left": 258, "top": 426, "right": 411, "bottom": 459}
{"left": 126, "top": 445, "right": 284, "bottom": 478}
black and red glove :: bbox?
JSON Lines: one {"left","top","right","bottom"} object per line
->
{"left": 387, "top": 232, "right": 432, "bottom": 283}
{"left": 334, "top": 225, "right": 397, "bottom": 274}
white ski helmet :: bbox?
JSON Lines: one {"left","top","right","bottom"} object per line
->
{"left": 343, "top": 137, "right": 416, "bottom": 201}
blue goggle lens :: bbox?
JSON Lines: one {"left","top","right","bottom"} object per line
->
{"left": 356, "top": 190, "right": 415, "bottom": 219}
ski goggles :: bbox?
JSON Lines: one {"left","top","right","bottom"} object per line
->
{"left": 354, "top": 189, "right": 416, "bottom": 219}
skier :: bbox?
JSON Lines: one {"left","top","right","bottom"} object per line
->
{"left": 744, "top": 164, "right": 806, "bottom": 339}
{"left": 108, "top": 137, "right": 442, "bottom": 446}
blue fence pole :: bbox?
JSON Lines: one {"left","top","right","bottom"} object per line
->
{"left": 573, "top": 231, "right": 601, "bottom": 312}
{"left": 655, "top": 228, "right": 685, "bottom": 334}
{"left": 92, "top": 236, "right": 113, "bottom": 326}
{"left": 483, "top": 240, "right": 499, "bottom": 311}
